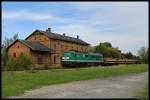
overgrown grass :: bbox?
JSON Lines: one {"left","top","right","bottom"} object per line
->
{"left": 2, "top": 64, "right": 148, "bottom": 98}
{"left": 135, "top": 84, "right": 149, "bottom": 100}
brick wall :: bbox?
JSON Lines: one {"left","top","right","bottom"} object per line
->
{"left": 7, "top": 41, "right": 30, "bottom": 59}
{"left": 27, "top": 32, "right": 50, "bottom": 48}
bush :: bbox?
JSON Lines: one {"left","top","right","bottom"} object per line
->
{"left": 19, "top": 54, "right": 33, "bottom": 70}
{"left": 6, "top": 54, "right": 33, "bottom": 71}
{"left": 6, "top": 58, "right": 19, "bottom": 70}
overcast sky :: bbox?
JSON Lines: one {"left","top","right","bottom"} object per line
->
{"left": 2, "top": 2, "right": 148, "bottom": 55}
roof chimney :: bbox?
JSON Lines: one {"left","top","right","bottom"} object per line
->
{"left": 46, "top": 28, "right": 51, "bottom": 32}
{"left": 77, "top": 35, "right": 79, "bottom": 39}
{"left": 63, "top": 33, "right": 66, "bottom": 36}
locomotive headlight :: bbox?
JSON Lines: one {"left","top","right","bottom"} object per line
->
{"left": 62, "top": 57, "right": 69, "bottom": 60}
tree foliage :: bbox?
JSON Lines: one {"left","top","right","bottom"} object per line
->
{"left": 1, "top": 33, "right": 19, "bottom": 68}
{"left": 2, "top": 33, "right": 19, "bottom": 48}
{"left": 87, "top": 46, "right": 96, "bottom": 52}
{"left": 138, "top": 47, "right": 148, "bottom": 64}
{"left": 121, "top": 52, "right": 135, "bottom": 59}
{"left": 94, "top": 42, "right": 121, "bottom": 58}
{"left": 90, "top": 42, "right": 139, "bottom": 59}
{"left": 5, "top": 54, "right": 33, "bottom": 71}
{"left": 1, "top": 48, "right": 8, "bottom": 67}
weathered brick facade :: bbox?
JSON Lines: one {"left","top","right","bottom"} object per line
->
{"left": 7, "top": 28, "right": 90, "bottom": 68}
{"left": 7, "top": 41, "right": 30, "bottom": 59}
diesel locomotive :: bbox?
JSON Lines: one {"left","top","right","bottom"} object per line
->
{"left": 61, "top": 51, "right": 140, "bottom": 67}
{"left": 61, "top": 51, "right": 103, "bottom": 67}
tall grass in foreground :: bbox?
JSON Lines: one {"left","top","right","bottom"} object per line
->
{"left": 2, "top": 64, "right": 148, "bottom": 97}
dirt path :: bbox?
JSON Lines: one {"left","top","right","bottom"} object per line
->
{"left": 14, "top": 72, "right": 148, "bottom": 98}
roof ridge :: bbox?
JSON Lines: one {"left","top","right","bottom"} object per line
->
{"left": 39, "top": 30, "right": 89, "bottom": 45}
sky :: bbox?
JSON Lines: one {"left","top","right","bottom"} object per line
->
{"left": 2, "top": 2, "right": 148, "bottom": 55}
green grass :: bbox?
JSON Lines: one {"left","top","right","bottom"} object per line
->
{"left": 135, "top": 84, "right": 149, "bottom": 100}
{"left": 2, "top": 64, "right": 148, "bottom": 98}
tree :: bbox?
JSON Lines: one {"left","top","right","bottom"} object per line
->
{"left": 111, "top": 48, "right": 121, "bottom": 58}
{"left": 2, "top": 33, "right": 19, "bottom": 48}
{"left": 103, "top": 42, "right": 112, "bottom": 48}
{"left": 1, "top": 33, "right": 19, "bottom": 68}
{"left": 137, "top": 47, "right": 148, "bottom": 64}
{"left": 1, "top": 47, "right": 8, "bottom": 67}
{"left": 94, "top": 42, "right": 121, "bottom": 58}
{"left": 125, "top": 52, "right": 134, "bottom": 59}
{"left": 87, "top": 46, "right": 96, "bottom": 52}
{"left": 121, "top": 52, "right": 138, "bottom": 59}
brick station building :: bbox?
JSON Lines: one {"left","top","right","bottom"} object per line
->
{"left": 7, "top": 28, "right": 90, "bottom": 68}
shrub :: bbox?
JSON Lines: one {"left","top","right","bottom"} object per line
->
{"left": 19, "top": 54, "right": 33, "bottom": 70}
{"left": 6, "top": 54, "right": 33, "bottom": 71}
{"left": 6, "top": 58, "right": 20, "bottom": 70}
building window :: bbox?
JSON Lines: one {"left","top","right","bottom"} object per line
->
{"left": 14, "top": 53, "right": 16, "bottom": 57}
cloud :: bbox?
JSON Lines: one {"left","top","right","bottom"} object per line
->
{"left": 2, "top": 9, "right": 60, "bottom": 21}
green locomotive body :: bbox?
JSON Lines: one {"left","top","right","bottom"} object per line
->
{"left": 61, "top": 51, "right": 103, "bottom": 67}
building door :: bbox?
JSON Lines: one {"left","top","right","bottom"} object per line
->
{"left": 37, "top": 53, "right": 43, "bottom": 64}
